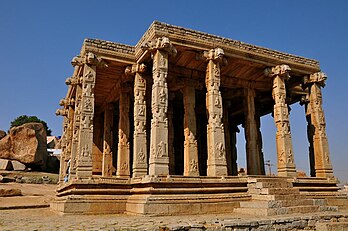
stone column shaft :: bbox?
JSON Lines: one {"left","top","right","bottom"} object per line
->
{"left": 116, "top": 91, "right": 130, "bottom": 177}
{"left": 146, "top": 37, "right": 176, "bottom": 175}
{"left": 266, "top": 65, "right": 296, "bottom": 177}
{"left": 102, "top": 104, "right": 113, "bottom": 177}
{"left": 76, "top": 62, "right": 97, "bottom": 179}
{"left": 70, "top": 85, "right": 82, "bottom": 179}
{"left": 132, "top": 65, "right": 148, "bottom": 177}
{"left": 58, "top": 116, "right": 69, "bottom": 182}
{"left": 168, "top": 102, "right": 175, "bottom": 174}
{"left": 244, "top": 88, "right": 264, "bottom": 175}
{"left": 307, "top": 72, "right": 334, "bottom": 178}
{"left": 205, "top": 48, "right": 228, "bottom": 176}
{"left": 183, "top": 85, "right": 199, "bottom": 176}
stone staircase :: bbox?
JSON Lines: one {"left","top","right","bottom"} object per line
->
{"left": 234, "top": 177, "right": 338, "bottom": 216}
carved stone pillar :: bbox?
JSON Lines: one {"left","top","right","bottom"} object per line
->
{"left": 183, "top": 85, "right": 199, "bottom": 176}
{"left": 305, "top": 72, "right": 334, "bottom": 178}
{"left": 102, "top": 104, "right": 113, "bottom": 177}
{"left": 301, "top": 94, "right": 316, "bottom": 177}
{"left": 129, "top": 64, "right": 148, "bottom": 177}
{"left": 244, "top": 88, "right": 264, "bottom": 175}
{"left": 265, "top": 65, "right": 296, "bottom": 177}
{"left": 223, "top": 101, "right": 232, "bottom": 176}
{"left": 167, "top": 99, "right": 175, "bottom": 175}
{"left": 56, "top": 98, "right": 75, "bottom": 182}
{"left": 143, "top": 37, "right": 177, "bottom": 175}
{"left": 65, "top": 70, "right": 84, "bottom": 179}
{"left": 116, "top": 90, "right": 130, "bottom": 177}
{"left": 71, "top": 52, "right": 107, "bottom": 180}
{"left": 204, "top": 48, "right": 228, "bottom": 176}
{"left": 57, "top": 115, "right": 68, "bottom": 182}
{"left": 231, "top": 126, "right": 239, "bottom": 176}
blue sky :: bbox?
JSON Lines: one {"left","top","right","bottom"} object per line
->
{"left": 1, "top": 0, "right": 347, "bottom": 182}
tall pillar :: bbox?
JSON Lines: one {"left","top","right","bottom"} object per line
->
{"left": 56, "top": 109, "right": 68, "bottom": 182}
{"left": 230, "top": 126, "right": 239, "bottom": 176}
{"left": 130, "top": 64, "right": 148, "bottom": 177}
{"left": 56, "top": 98, "right": 75, "bottom": 182}
{"left": 183, "top": 85, "right": 199, "bottom": 176}
{"left": 102, "top": 104, "right": 113, "bottom": 177}
{"left": 116, "top": 90, "right": 131, "bottom": 177}
{"left": 244, "top": 88, "right": 264, "bottom": 175}
{"left": 301, "top": 95, "right": 316, "bottom": 177}
{"left": 71, "top": 52, "right": 107, "bottom": 180}
{"left": 168, "top": 99, "right": 175, "bottom": 174}
{"left": 144, "top": 37, "right": 177, "bottom": 175}
{"left": 223, "top": 101, "right": 232, "bottom": 176}
{"left": 65, "top": 67, "right": 84, "bottom": 179}
{"left": 265, "top": 65, "right": 296, "bottom": 177}
{"left": 305, "top": 72, "right": 334, "bottom": 178}
{"left": 256, "top": 115, "right": 265, "bottom": 175}
{"left": 204, "top": 48, "right": 228, "bottom": 176}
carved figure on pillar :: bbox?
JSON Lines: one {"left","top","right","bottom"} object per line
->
{"left": 117, "top": 90, "right": 131, "bottom": 177}
{"left": 71, "top": 52, "right": 107, "bottom": 180}
{"left": 204, "top": 48, "right": 228, "bottom": 176}
{"left": 183, "top": 85, "right": 199, "bottom": 176}
{"left": 102, "top": 104, "right": 114, "bottom": 177}
{"left": 142, "top": 37, "right": 176, "bottom": 175}
{"left": 126, "top": 63, "right": 148, "bottom": 177}
{"left": 304, "top": 72, "right": 334, "bottom": 178}
{"left": 265, "top": 64, "right": 296, "bottom": 177}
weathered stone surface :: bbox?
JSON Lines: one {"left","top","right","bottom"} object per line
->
{"left": 0, "top": 159, "right": 13, "bottom": 170}
{"left": 0, "top": 188, "right": 22, "bottom": 197}
{"left": 0, "top": 130, "right": 6, "bottom": 140}
{"left": 11, "top": 160, "right": 26, "bottom": 171}
{"left": 0, "top": 123, "right": 47, "bottom": 166}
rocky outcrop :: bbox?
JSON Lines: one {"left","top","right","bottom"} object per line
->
{"left": 0, "top": 130, "right": 6, "bottom": 140}
{"left": 0, "top": 123, "right": 48, "bottom": 167}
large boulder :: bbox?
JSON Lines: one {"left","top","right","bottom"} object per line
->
{"left": 0, "top": 123, "right": 48, "bottom": 167}
{"left": 0, "top": 130, "right": 6, "bottom": 140}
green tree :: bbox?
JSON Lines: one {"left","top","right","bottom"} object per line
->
{"left": 10, "top": 115, "right": 52, "bottom": 136}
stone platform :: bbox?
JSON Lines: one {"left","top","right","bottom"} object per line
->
{"left": 51, "top": 176, "right": 348, "bottom": 216}
{"left": 51, "top": 175, "right": 249, "bottom": 215}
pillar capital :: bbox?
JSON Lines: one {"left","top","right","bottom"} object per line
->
{"left": 56, "top": 108, "right": 68, "bottom": 116}
{"left": 71, "top": 52, "right": 108, "bottom": 68}
{"left": 59, "top": 98, "right": 75, "bottom": 108}
{"left": 142, "top": 37, "right": 177, "bottom": 57}
{"left": 203, "top": 48, "right": 227, "bottom": 64}
{"left": 65, "top": 76, "right": 82, "bottom": 86}
{"left": 125, "top": 63, "right": 147, "bottom": 76}
{"left": 304, "top": 72, "right": 327, "bottom": 87}
{"left": 265, "top": 64, "right": 291, "bottom": 79}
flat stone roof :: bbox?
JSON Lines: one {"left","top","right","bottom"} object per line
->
{"left": 83, "top": 21, "right": 320, "bottom": 72}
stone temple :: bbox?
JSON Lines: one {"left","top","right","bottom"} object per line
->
{"left": 53, "top": 21, "right": 346, "bottom": 215}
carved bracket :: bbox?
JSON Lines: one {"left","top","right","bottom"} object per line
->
{"left": 56, "top": 108, "right": 68, "bottom": 116}
{"left": 65, "top": 76, "right": 82, "bottom": 86}
{"left": 142, "top": 37, "right": 177, "bottom": 57}
{"left": 303, "top": 72, "right": 327, "bottom": 88}
{"left": 71, "top": 52, "right": 108, "bottom": 68}
{"left": 265, "top": 64, "right": 291, "bottom": 79}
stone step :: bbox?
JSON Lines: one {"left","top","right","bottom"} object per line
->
{"left": 240, "top": 199, "right": 315, "bottom": 209}
{"left": 235, "top": 205, "right": 321, "bottom": 216}
{"left": 250, "top": 181, "right": 292, "bottom": 189}
{"left": 248, "top": 187, "right": 300, "bottom": 195}
{"left": 251, "top": 193, "right": 307, "bottom": 201}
